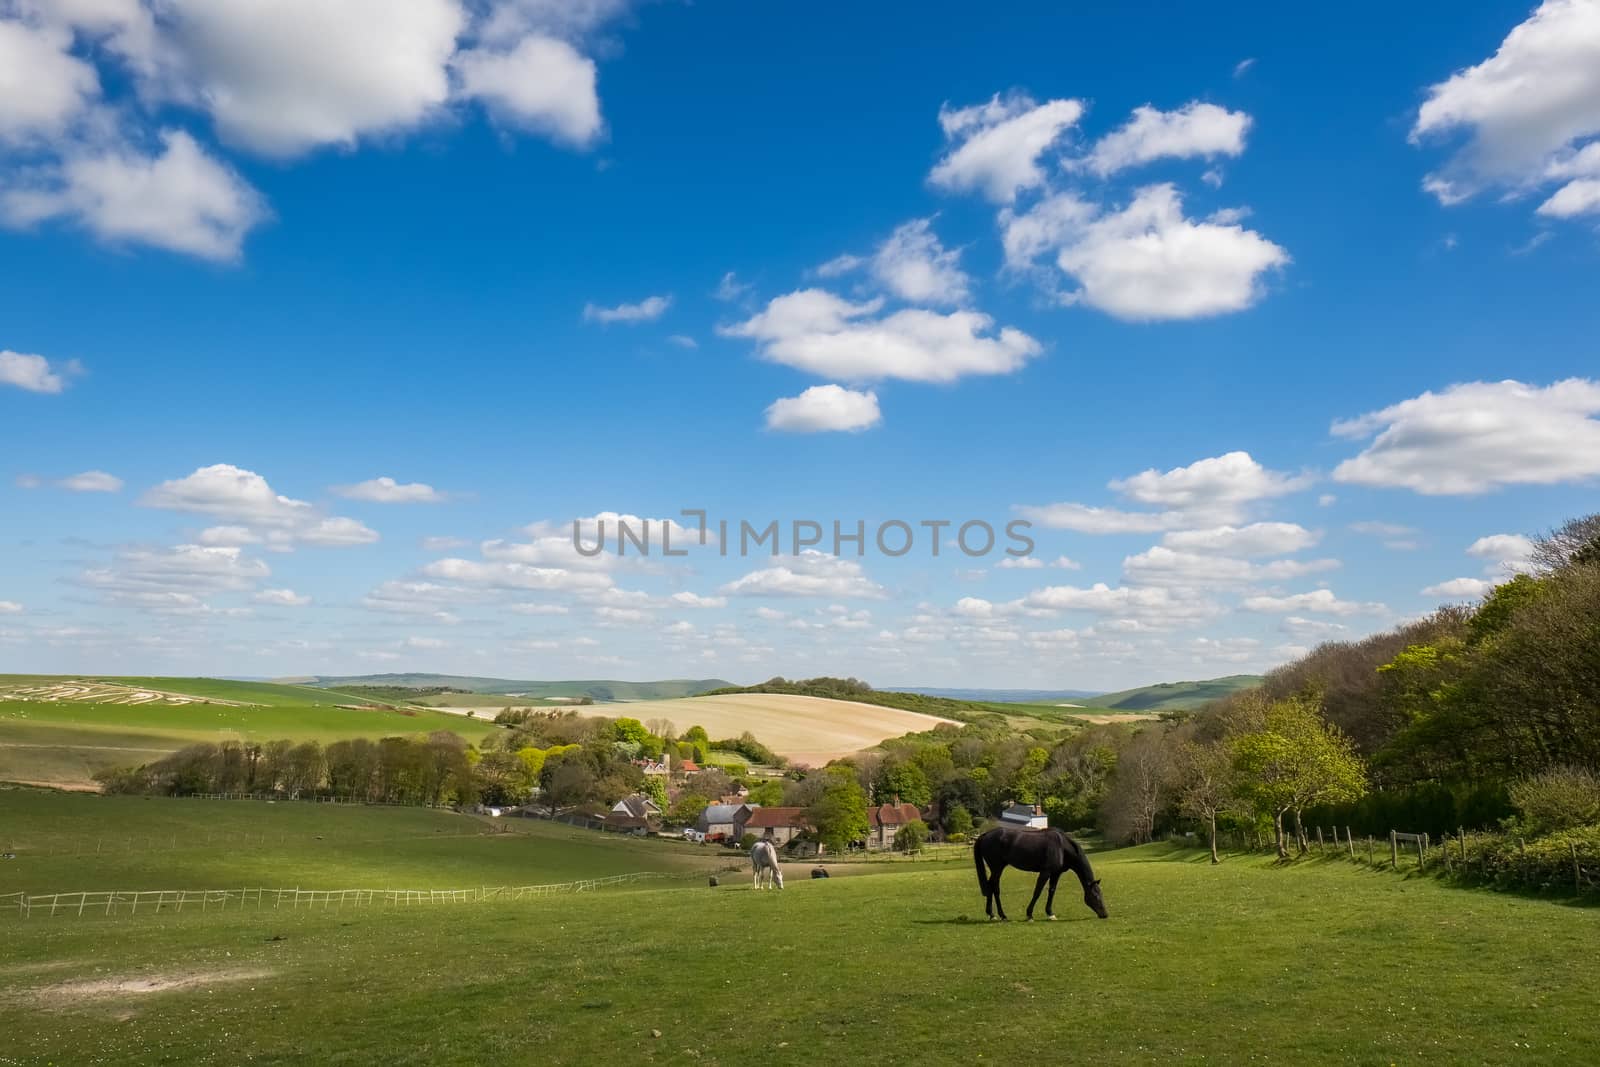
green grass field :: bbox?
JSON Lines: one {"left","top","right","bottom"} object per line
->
{"left": 0, "top": 699, "right": 501, "bottom": 790}
{"left": 2, "top": 790, "right": 1596, "bottom": 1065}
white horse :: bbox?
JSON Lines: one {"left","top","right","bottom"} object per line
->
{"left": 750, "top": 839, "right": 784, "bottom": 890}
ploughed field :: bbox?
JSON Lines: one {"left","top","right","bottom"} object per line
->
{"left": 612, "top": 692, "right": 960, "bottom": 765}
{"left": 3, "top": 790, "right": 1597, "bottom": 1065}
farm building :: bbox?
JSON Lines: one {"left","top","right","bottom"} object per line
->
{"left": 608, "top": 794, "right": 662, "bottom": 830}
{"left": 695, "top": 802, "right": 754, "bottom": 841}
{"left": 1000, "top": 802, "right": 1049, "bottom": 830}
{"left": 744, "top": 806, "right": 809, "bottom": 846}
{"left": 865, "top": 800, "right": 924, "bottom": 851}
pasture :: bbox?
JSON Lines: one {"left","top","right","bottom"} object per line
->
{"left": 610, "top": 693, "right": 961, "bottom": 765}
{"left": 3, "top": 794, "right": 1597, "bottom": 1066}
{"left": 0, "top": 698, "right": 501, "bottom": 791}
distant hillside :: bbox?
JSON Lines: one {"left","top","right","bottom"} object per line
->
{"left": 296, "top": 674, "right": 734, "bottom": 703}
{"left": 889, "top": 686, "right": 1102, "bottom": 704}
{"left": 0, "top": 675, "right": 369, "bottom": 708}
{"left": 1090, "top": 675, "right": 1262, "bottom": 712}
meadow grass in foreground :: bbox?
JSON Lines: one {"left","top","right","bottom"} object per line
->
{"left": 3, "top": 840, "right": 1597, "bottom": 1065}
{"left": 0, "top": 790, "right": 723, "bottom": 894}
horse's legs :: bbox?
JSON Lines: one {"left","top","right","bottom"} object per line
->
{"left": 1026, "top": 871, "right": 1049, "bottom": 920}
{"left": 1045, "top": 872, "right": 1062, "bottom": 919}
{"left": 988, "top": 866, "right": 1008, "bottom": 921}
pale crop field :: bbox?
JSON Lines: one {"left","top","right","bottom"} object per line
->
{"left": 601, "top": 693, "right": 959, "bottom": 764}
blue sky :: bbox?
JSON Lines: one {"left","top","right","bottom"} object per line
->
{"left": 3, "top": 0, "right": 1599, "bottom": 689}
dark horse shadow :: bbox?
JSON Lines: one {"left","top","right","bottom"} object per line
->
{"left": 972, "top": 825, "right": 1109, "bottom": 921}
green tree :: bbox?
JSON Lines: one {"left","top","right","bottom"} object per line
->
{"left": 893, "top": 819, "right": 929, "bottom": 853}
{"left": 669, "top": 792, "right": 710, "bottom": 826}
{"left": 806, "top": 766, "right": 869, "bottom": 853}
{"left": 642, "top": 773, "right": 669, "bottom": 812}
{"left": 876, "top": 761, "right": 932, "bottom": 807}
{"left": 746, "top": 778, "right": 785, "bottom": 806}
{"left": 1232, "top": 697, "right": 1367, "bottom": 857}
{"left": 610, "top": 717, "right": 650, "bottom": 745}
{"left": 944, "top": 804, "right": 974, "bottom": 840}
{"left": 1176, "top": 740, "right": 1235, "bottom": 864}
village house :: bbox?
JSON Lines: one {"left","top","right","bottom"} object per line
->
{"left": 743, "top": 806, "right": 809, "bottom": 847}
{"left": 632, "top": 756, "right": 670, "bottom": 777}
{"left": 694, "top": 802, "right": 754, "bottom": 841}
{"left": 999, "top": 801, "right": 1049, "bottom": 830}
{"left": 865, "top": 799, "right": 924, "bottom": 851}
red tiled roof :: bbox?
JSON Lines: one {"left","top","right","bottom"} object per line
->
{"left": 745, "top": 806, "right": 808, "bottom": 829}
{"left": 868, "top": 803, "right": 923, "bottom": 828}
{"left": 678, "top": 760, "right": 700, "bottom": 772}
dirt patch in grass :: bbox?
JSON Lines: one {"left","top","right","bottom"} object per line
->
{"left": 25, "top": 967, "right": 275, "bottom": 1007}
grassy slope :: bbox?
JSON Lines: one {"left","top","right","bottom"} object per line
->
{"left": 1091, "top": 673, "right": 1263, "bottom": 711}
{"left": 0, "top": 701, "right": 500, "bottom": 790}
{"left": 2, "top": 838, "right": 1596, "bottom": 1064}
{"left": 0, "top": 790, "right": 721, "bottom": 893}
{"left": 0, "top": 675, "right": 370, "bottom": 707}
{"left": 303, "top": 675, "right": 733, "bottom": 701}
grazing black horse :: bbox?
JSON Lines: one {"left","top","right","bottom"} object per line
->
{"left": 974, "top": 825, "right": 1107, "bottom": 921}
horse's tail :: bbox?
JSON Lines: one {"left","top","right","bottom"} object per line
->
{"left": 973, "top": 835, "right": 988, "bottom": 895}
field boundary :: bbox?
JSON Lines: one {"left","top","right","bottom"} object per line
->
{"left": 2, "top": 871, "right": 680, "bottom": 920}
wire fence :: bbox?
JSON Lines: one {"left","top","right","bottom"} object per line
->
{"left": 2, "top": 871, "right": 673, "bottom": 920}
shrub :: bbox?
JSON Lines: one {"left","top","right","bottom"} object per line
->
{"left": 894, "top": 819, "right": 928, "bottom": 853}
{"left": 1447, "top": 825, "right": 1600, "bottom": 894}
{"left": 739, "top": 832, "right": 758, "bottom": 850}
{"left": 1508, "top": 766, "right": 1600, "bottom": 836}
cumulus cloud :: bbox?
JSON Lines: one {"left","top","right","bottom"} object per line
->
{"left": 1047, "top": 184, "right": 1288, "bottom": 320}
{"left": 141, "top": 463, "right": 378, "bottom": 548}
{"left": 724, "top": 289, "right": 1039, "bottom": 384}
{"left": 721, "top": 551, "right": 885, "bottom": 599}
{"left": 856, "top": 217, "right": 972, "bottom": 306}
{"left": 1, "top": 130, "right": 267, "bottom": 261}
{"left": 1331, "top": 379, "right": 1600, "bottom": 494}
{"left": 1467, "top": 533, "right": 1537, "bottom": 577}
{"left": 929, "top": 93, "right": 1084, "bottom": 202}
{"left": 0, "top": 350, "right": 81, "bottom": 393}
{"left": 1240, "top": 589, "right": 1387, "bottom": 616}
{"left": 58, "top": 470, "right": 122, "bottom": 492}
{"left": 1422, "top": 577, "right": 1493, "bottom": 599}
{"left": 1083, "top": 102, "right": 1251, "bottom": 176}
{"left": 454, "top": 34, "right": 601, "bottom": 145}
{"left": 670, "top": 591, "right": 726, "bottom": 609}
{"left": 0, "top": 19, "right": 98, "bottom": 143}
{"left": 583, "top": 295, "right": 671, "bottom": 324}
{"left": 0, "top": 600, "right": 23, "bottom": 614}
{"left": 1111, "top": 451, "right": 1311, "bottom": 520}
{"left": 1412, "top": 0, "right": 1600, "bottom": 218}
{"left": 333, "top": 476, "right": 445, "bottom": 504}
{"left": 765, "top": 384, "right": 881, "bottom": 433}
{"left": 1017, "top": 582, "right": 1223, "bottom": 628}
{"left": 255, "top": 587, "right": 311, "bottom": 606}
{"left": 1014, "top": 502, "right": 1181, "bottom": 534}
{"left": 1122, "top": 546, "right": 1338, "bottom": 587}
{"left": 1162, "top": 522, "right": 1319, "bottom": 557}
{"left": 80, "top": 543, "right": 271, "bottom": 609}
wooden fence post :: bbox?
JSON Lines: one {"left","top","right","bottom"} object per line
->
{"left": 1347, "top": 827, "right": 1355, "bottom": 859}
{"left": 1458, "top": 827, "right": 1467, "bottom": 866}
{"left": 1366, "top": 836, "right": 1373, "bottom": 865}
{"left": 1316, "top": 826, "right": 1325, "bottom": 853}
{"left": 1418, "top": 833, "right": 1428, "bottom": 870}
{"left": 1573, "top": 841, "right": 1582, "bottom": 893}
{"left": 1390, "top": 830, "right": 1398, "bottom": 869}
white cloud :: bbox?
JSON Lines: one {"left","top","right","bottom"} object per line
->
{"left": 1422, "top": 577, "right": 1493, "bottom": 599}
{"left": 1018, "top": 582, "right": 1223, "bottom": 628}
{"left": 765, "top": 384, "right": 881, "bottom": 433}
{"left": 403, "top": 635, "right": 447, "bottom": 650}
{"left": 1241, "top": 589, "right": 1386, "bottom": 616}
{"left": 1122, "top": 546, "right": 1339, "bottom": 587}
{"left": 1538, "top": 177, "right": 1600, "bottom": 217}
{"left": 1332, "top": 379, "right": 1600, "bottom": 494}
{"left": 1349, "top": 520, "right": 1417, "bottom": 538}
{"left": 455, "top": 34, "right": 601, "bottom": 145}
{"left": 361, "top": 580, "right": 466, "bottom": 622}
{"left": 160, "top": 0, "right": 463, "bottom": 157}
{"left": 714, "top": 271, "right": 751, "bottom": 302}
{"left": 670, "top": 591, "right": 726, "bottom": 609}
{"left": 1014, "top": 501, "right": 1181, "bottom": 534}
{"left": 58, "top": 470, "right": 123, "bottom": 492}
{"left": 1233, "top": 58, "right": 1256, "bottom": 78}
{"left": 1162, "top": 522, "right": 1319, "bottom": 557}
{"left": 0, "top": 350, "right": 80, "bottom": 393}
{"left": 81, "top": 543, "right": 270, "bottom": 602}
{"left": 724, "top": 289, "right": 1040, "bottom": 384}
{"left": 1051, "top": 184, "right": 1289, "bottom": 320}
{"left": 1467, "top": 533, "right": 1537, "bottom": 577}
{"left": 1083, "top": 102, "right": 1251, "bottom": 176}
{"left": 994, "top": 556, "right": 1042, "bottom": 570}
{"left": 1, "top": 130, "right": 267, "bottom": 260}
{"left": 422, "top": 535, "right": 469, "bottom": 551}
{"left": 721, "top": 551, "right": 885, "bottom": 599}
{"left": 1412, "top": 0, "right": 1600, "bottom": 216}
{"left": 667, "top": 334, "right": 697, "bottom": 349}
{"left": 0, "top": 19, "right": 98, "bottom": 142}
{"left": 583, "top": 295, "right": 671, "bottom": 324}
{"left": 998, "top": 192, "right": 1099, "bottom": 272}
{"left": 1111, "top": 450, "right": 1311, "bottom": 520}
{"left": 142, "top": 463, "right": 378, "bottom": 547}
{"left": 255, "top": 587, "right": 311, "bottom": 607}
{"left": 0, "top": 601, "right": 22, "bottom": 614}
{"left": 419, "top": 557, "right": 613, "bottom": 595}
{"left": 929, "top": 93, "right": 1084, "bottom": 203}
{"left": 868, "top": 217, "right": 970, "bottom": 306}
{"left": 333, "top": 476, "right": 445, "bottom": 504}
{"left": 1280, "top": 615, "right": 1348, "bottom": 639}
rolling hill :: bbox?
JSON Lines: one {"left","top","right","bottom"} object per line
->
{"left": 295, "top": 674, "right": 734, "bottom": 702}
{"left": 1089, "top": 674, "right": 1262, "bottom": 711}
